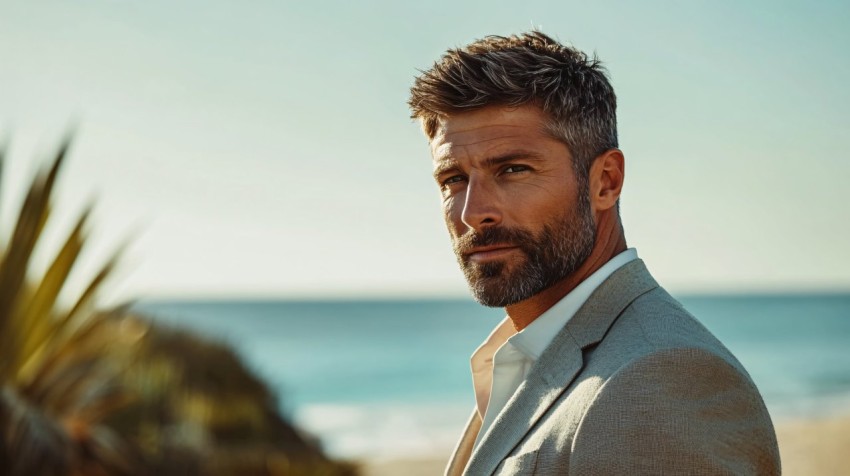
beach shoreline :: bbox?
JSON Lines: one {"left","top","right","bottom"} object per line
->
{"left": 360, "top": 413, "right": 850, "bottom": 476}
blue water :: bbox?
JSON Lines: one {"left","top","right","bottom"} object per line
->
{"left": 138, "top": 294, "right": 850, "bottom": 458}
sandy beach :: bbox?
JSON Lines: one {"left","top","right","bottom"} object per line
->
{"left": 775, "top": 415, "right": 850, "bottom": 476}
{"left": 361, "top": 415, "right": 850, "bottom": 476}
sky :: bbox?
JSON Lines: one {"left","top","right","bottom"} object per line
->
{"left": 0, "top": 0, "right": 848, "bottom": 301}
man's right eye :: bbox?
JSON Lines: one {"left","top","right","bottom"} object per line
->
{"left": 441, "top": 175, "right": 465, "bottom": 187}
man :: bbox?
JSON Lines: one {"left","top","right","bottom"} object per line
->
{"left": 408, "top": 32, "right": 780, "bottom": 475}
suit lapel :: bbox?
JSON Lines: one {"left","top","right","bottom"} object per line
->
{"left": 462, "top": 334, "right": 584, "bottom": 475}
{"left": 462, "top": 260, "right": 659, "bottom": 475}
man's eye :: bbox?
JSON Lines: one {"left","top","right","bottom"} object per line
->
{"left": 503, "top": 165, "right": 529, "bottom": 174}
{"left": 442, "top": 175, "right": 465, "bottom": 186}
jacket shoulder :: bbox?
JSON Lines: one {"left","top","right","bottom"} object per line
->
{"left": 604, "top": 286, "right": 745, "bottom": 373}
{"left": 569, "top": 345, "right": 781, "bottom": 474}
{"left": 566, "top": 287, "right": 781, "bottom": 474}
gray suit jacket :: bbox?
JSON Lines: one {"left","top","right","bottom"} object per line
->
{"left": 446, "top": 260, "right": 781, "bottom": 475}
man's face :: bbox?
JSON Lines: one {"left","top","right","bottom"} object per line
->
{"left": 430, "top": 105, "right": 596, "bottom": 307}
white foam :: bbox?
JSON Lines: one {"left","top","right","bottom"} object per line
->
{"left": 294, "top": 400, "right": 471, "bottom": 460}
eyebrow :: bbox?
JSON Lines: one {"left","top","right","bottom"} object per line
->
{"left": 432, "top": 151, "right": 545, "bottom": 181}
{"left": 432, "top": 159, "right": 460, "bottom": 181}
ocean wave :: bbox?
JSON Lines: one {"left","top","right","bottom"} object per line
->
{"left": 294, "top": 401, "right": 472, "bottom": 460}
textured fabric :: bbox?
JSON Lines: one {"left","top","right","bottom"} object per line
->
{"left": 471, "top": 249, "right": 638, "bottom": 452}
{"left": 445, "top": 259, "right": 781, "bottom": 476}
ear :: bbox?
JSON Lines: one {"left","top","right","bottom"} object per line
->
{"left": 588, "top": 149, "right": 625, "bottom": 212}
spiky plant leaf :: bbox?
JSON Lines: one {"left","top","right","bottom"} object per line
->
{"left": 0, "top": 139, "right": 136, "bottom": 474}
{"left": 16, "top": 207, "right": 91, "bottom": 386}
{"left": 0, "top": 140, "right": 67, "bottom": 379}
{"left": 60, "top": 239, "right": 125, "bottom": 334}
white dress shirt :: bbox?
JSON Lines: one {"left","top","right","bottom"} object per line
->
{"left": 470, "top": 248, "right": 639, "bottom": 450}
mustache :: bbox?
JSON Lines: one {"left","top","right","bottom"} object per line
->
{"left": 453, "top": 226, "right": 536, "bottom": 257}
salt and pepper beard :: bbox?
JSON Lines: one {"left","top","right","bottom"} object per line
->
{"left": 451, "top": 192, "right": 596, "bottom": 308}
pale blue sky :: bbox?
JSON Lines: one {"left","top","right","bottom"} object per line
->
{"left": 1, "top": 0, "right": 848, "bottom": 300}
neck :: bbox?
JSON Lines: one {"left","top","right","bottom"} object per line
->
{"left": 506, "top": 208, "right": 627, "bottom": 331}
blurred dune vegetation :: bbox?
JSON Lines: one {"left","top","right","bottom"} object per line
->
{"left": 0, "top": 140, "right": 358, "bottom": 475}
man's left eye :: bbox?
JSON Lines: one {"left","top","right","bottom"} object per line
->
{"left": 503, "top": 165, "right": 529, "bottom": 174}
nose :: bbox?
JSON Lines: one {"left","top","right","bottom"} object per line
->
{"left": 460, "top": 176, "right": 502, "bottom": 231}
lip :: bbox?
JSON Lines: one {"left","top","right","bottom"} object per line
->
{"left": 465, "top": 245, "right": 520, "bottom": 263}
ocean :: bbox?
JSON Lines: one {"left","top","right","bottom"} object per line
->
{"left": 138, "top": 294, "right": 850, "bottom": 460}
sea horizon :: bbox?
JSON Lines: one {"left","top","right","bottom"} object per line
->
{"left": 137, "top": 289, "right": 850, "bottom": 303}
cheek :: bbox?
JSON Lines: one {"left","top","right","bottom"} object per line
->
{"left": 442, "top": 198, "right": 464, "bottom": 234}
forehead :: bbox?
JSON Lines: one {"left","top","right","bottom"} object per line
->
{"left": 429, "top": 105, "right": 554, "bottom": 162}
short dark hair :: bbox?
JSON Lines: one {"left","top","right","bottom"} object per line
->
{"left": 408, "top": 31, "right": 618, "bottom": 179}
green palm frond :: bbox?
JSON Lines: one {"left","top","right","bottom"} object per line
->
{"left": 0, "top": 138, "right": 133, "bottom": 475}
{"left": 0, "top": 142, "right": 66, "bottom": 379}
{"left": 16, "top": 207, "right": 90, "bottom": 386}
